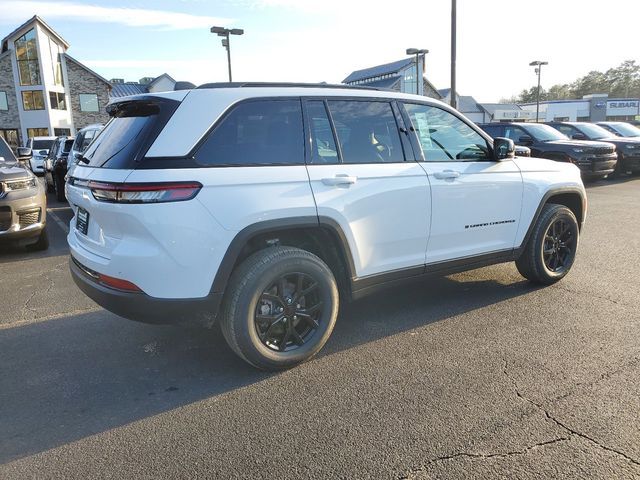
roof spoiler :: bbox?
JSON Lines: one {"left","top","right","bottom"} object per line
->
{"left": 174, "top": 81, "right": 196, "bottom": 91}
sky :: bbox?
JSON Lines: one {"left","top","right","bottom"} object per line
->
{"left": 2, "top": 0, "right": 639, "bottom": 102}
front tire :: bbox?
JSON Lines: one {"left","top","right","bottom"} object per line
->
{"left": 516, "top": 204, "right": 579, "bottom": 285}
{"left": 220, "top": 246, "right": 339, "bottom": 370}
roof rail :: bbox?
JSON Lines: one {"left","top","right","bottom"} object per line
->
{"left": 195, "top": 82, "right": 384, "bottom": 91}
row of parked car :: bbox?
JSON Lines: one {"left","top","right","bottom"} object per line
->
{"left": 480, "top": 121, "right": 640, "bottom": 180}
{"left": 0, "top": 124, "right": 103, "bottom": 251}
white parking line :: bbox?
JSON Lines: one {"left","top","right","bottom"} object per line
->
{"left": 47, "top": 208, "right": 70, "bottom": 234}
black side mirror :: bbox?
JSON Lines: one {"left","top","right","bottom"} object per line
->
{"left": 16, "top": 147, "right": 32, "bottom": 160}
{"left": 572, "top": 133, "right": 587, "bottom": 140}
{"left": 518, "top": 135, "right": 534, "bottom": 145}
{"left": 493, "top": 137, "right": 515, "bottom": 161}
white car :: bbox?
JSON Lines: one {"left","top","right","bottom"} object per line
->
{"left": 25, "top": 136, "right": 57, "bottom": 174}
{"left": 66, "top": 83, "right": 587, "bottom": 370}
{"left": 67, "top": 124, "right": 103, "bottom": 179}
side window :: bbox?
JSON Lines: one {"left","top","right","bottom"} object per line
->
{"left": 326, "top": 100, "right": 405, "bottom": 163}
{"left": 306, "top": 101, "right": 339, "bottom": 164}
{"left": 404, "top": 103, "right": 490, "bottom": 161}
{"left": 80, "top": 130, "right": 96, "bottom": 151}
{"left": 195, "top": 99, "right": 304, "bottom": 166}
{"left": 555, "top": 124, "right": 575, "bottom": 137}
{"left": 481, "top": 125, "right": 502, "bottom": 138}
{"left": 503, "top": 126, "right": 527, "bottom": 143}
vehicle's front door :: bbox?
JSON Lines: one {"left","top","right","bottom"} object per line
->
{"left": 304, "top": 99, "right": 431, "bottom": 279}
{"left": 401, "top": 103, "right": 523, "bottom": 264}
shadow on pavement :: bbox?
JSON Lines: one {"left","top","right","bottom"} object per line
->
{"left": 0, "top": 269, "right": 540, "bottom": 464}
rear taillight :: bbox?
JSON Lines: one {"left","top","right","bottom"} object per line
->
{"left": 98, "top": 273, "right": 142, "bottom": 292}
{"left": 87, "top": 181, "right": 202, "bottom": 203}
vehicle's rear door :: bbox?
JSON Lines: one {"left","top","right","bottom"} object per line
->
{"left": 401, "top": 102, "right": 523, "bottom": 264}
{"left": 304, "top": 98, "right": 430, "bottom": 279}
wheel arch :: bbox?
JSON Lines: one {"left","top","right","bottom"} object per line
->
{"left": 518, "top": 187, "right": 586, "bottom": 253}
{"left": 210, "top": 216, "right": 356, "bottom": 299}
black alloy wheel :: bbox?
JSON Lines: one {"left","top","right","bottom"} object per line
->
{"left": 542, "top": 218, "right": 576, "bottom": 274}
{"left": 255, "top": 272, "right": 323, "bottom": 352}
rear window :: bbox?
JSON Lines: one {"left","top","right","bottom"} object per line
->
{"left": 194, "top": 99, "right": 304, "bottom": 166}
{"left": 81, "top": 97, "right": 179, "bottom": 168}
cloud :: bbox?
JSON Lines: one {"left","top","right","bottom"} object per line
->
{"left": 1, "top": 1, "right": 232, "bottom": 30}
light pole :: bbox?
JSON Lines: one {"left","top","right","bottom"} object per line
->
{"left": 529, "top": 60, "right": 548, "bottom": 123}
{"left": 450, "top": 0, "right": 457, "bottom": 109}
{"left": 406, "top": 48, "right": 429, "bottom": 95}
{"left": 210, "top": 26, "right": 244, "bottom": 82}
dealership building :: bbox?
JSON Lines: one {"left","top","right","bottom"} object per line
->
{"left": 519, "top": 94, "right": 640, "bottom": 123}
{"left": 0, "top": 16, "right": 112, "bottom": 150}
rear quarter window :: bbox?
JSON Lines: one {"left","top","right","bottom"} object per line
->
{"left": 194, "top": 99, "right": 304, "bottom": 166}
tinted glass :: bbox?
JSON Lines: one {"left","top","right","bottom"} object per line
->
{"left": 553, "top": 124, "right": 578, "bottom": 138}
{"left": 307, "top": 101, "right": 338, "bottom": 164}
{"left": 522, "top": 124, "right": 567, "bottom": 141}
{"left": 63, "top": 139, "right": 74, "bottom": 153}
{"left": 575, "top": 123, "right": 614, "bottom": 140}
{"left": 404, "top": 103, "right": 490, "bottom": 161}
{"left": 82, "top": 98, "right": 178, "bottom": 168}
{"left": 327, "top": 100, "right": 405, "bottom": 163}
{"left": 32, "top": 139, "right": 54, "bottom": 150}
{"left": 481, "top": 124, "right": 502, "bottom": 137}
{"left": 0, "top": 137, "right": 15, "bottom": 161}
{"left": 503, "top": 126, "right": 527, "bottom": 142}
{"left": 607, "top": 122, "right": 640, "bottom": 137}
{"left": 195, "top": 100, "right": 304, "bottom": 166}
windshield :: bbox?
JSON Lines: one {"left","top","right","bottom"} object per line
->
{"left": 33, "top": 139, "right": 54, "bottom": 150}
{"left": 575, "top": 123, "right": 613, "bottom": 140}
{"left": 0, "top": 138, "right": 16, "bottom": 162}
{"left": 609, "top": 123, "right": 640, "bottom": 137}
{"left": 524, "top": 124, "right": 568, "bottom": 142}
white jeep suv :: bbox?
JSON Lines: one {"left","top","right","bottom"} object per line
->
{"left": 66, "top": 83, "right": 586, "bottom": 370}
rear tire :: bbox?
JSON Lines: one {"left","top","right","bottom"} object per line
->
{"left": 516, "top": 204, "right": 579, "bottom": 285}
{"left": 220, "top": 246, "right": 339, "bottom": 370}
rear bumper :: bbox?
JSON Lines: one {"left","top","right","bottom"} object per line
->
{"left": 70, "top": 256, "right": 222, "bottom": 326}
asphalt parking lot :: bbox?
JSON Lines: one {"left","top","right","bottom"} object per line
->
{"left": 1, "top": 177, "right": 639, "bottom": 479}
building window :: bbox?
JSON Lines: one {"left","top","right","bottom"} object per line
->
{"left": 79, "top": 94, "right": 99, "bottom": 112}
{"left": 54, "top": 128, "right": 71, "bottom": 136}
{"left": 0, "top": 92, "right": 7, "bottom": 110}
{"left": 15, "top": 28, "right": 41, "bottom": 86}
{"left": 22, "top": 90, "right": 45, "bottom": 110}
{"left": 48, "top": 37, "right": 64, "bottom": 86}
{"left": 27, "top": 128, "right": 49, "bottom": 138}
{"left": 49, "top": 91, "right": 66, "bottom": 110}
{"left": 0, "top": 129, "right": 20, "bottom": 151}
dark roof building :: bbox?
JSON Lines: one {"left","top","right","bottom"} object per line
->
{"left": 343, "top": 57, "right": 441, "bottom": 99}
{"left": 109, "top": 73, "right": 177, "bottom": 99}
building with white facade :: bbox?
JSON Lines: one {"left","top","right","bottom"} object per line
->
{"left": 519, "top": 95, "right": 640, "bottom": 123}
{"left": 0, "top": 16, "right": 111, "bottom": 150}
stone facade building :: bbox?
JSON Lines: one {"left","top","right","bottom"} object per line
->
{"left": 0, "top": 16, "right": 111, "bottom": 150}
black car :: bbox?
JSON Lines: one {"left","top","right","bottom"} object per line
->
{"left": 44, "top": 136, "right": 74, "bottom": 201}
{"left": 596, "top": 121, "right": 640, "bottom": 139}
{"left": 546, "top": 122, "right": 640, "bottom": 176}
{"left": 479, "top": 122, "right": 617, "bottom": 180}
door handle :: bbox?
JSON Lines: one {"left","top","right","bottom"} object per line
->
{"left": 433, "top": 170, "right": 460, "bottom": 180}
{"left": 321, "top": 174, "right": 358, "bottom": 186}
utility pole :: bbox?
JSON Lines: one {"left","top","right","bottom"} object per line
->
{"left": 450, "top": 0, "right": 457, "bottom": 109}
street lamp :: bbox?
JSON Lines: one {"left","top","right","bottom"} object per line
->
{"left": 529, "top": 60, "right": 548, "bottom": 123}
{"left": 210, "top": 26, "right": 244, "bottom": 82}
{"left": 406, "top": 48, "right": 429, "bottom": 95}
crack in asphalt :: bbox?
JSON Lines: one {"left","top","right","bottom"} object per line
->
{"left": 502, "top": 360, "right": 640, "bottom": 468}
{"left": 552, "top": 356, "right": 640, "bottom": 402}
{"left": 399, "top": 437, "right": 571, "bottom": 478}
{"left": 399, "top": 361, "right": 640, "bottom": 478}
